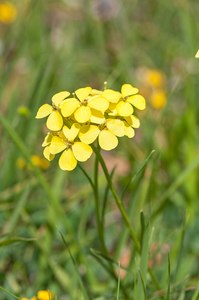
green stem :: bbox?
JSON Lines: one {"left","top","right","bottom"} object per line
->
{"left": 91, "top": 144, "right": 163, "bottom": 294}
{"left": 94, "top": 144, "right": 108, "bottom": 255}
{"left": 91, "top": 144, "right": 141, "bottom": 253}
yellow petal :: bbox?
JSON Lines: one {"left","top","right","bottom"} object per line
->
{"left": 42, "top": 133, "right": 53, "bottom": 147}
{"left": 99, "top": 130, "right": 118, "bottom": 150}
{"left": 124, "top": 115, "right": 140, "bottom": 128}
{"left": 89, "top": 89, "right": 103, "bottom": 95}
{"left": 46, "top": 111, "right": 63, "bottom": 131}
{"left": 127, "top": 95, "right": 146, "bottom": 110}
{"left": 102, "top": 89, "right": 121, "bottom": 103}
{"left": 52, "top": 91, "right": 70, "bottom": 106}
{"left": 90, "top": 108, "right": 105, "bottom": 124}
{"left": 195, "top": 49, "right": 199, "bottom": 58}
{"left": 35, "top": 104, "right": 53, "bottom": 119}
{"left": 121, "top": 84, "right": 139, "bottom": 98}
{"left": 124, "top": 123, "right": 135, "bottom": 138}
{"left": 63, "top": 123, "right": 80, "bottom": 142}
{"left": 79, "top": 125, "right": 100, "bottom": 144}
{"left": 59, "top": 149, "right": 77, "bottom": 171}
{"left": 74, "top": 106, "right": 91, "bottom": 123}
{"left": 37, "top": 290, "right": 54, "bottom": 300}
{"left": 108, "top": 103, "right": 117, "bottom": 112}
{"left": 61, "top": 98, "right": 79, "bottom": 117}
{"left": 106, "top": 119, "right": 125, "bottom": 137}
{"left": 116, "top": 101, "right": 133, "bottom": 117}
{"left": 75, "top": 87, "right": 92, "bottom": 102}
{"left": 50, "top": 136, "right": 66, "bottom": 154}
{"left": 30, "top": 297, "right": 37, "bottom": 300}
{"left": 43, "top": 145, "right": 55, "bottom": 161}
{"left": 88, "top": 96, "right": 109, "bottom": 111}
{"left": 72, "top": 142, "right": 93, "bottom": 162}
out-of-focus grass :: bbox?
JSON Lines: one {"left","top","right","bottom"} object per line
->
{"left": 0, "top": 0, "right": 199, "bottom": 299}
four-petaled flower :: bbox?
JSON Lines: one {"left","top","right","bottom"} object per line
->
{"left": 49, "top": 123, "right": 93, "bottom": 170}
{"left": 36, "top": 91, "right": 70, "bottom": 131}
{"left": 61, "top": 87, "right": 109, "bottom": 123}
{"left": 102, "top": 84, "right": 146, "bottom": 117}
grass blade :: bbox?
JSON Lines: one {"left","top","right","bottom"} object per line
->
{"left": 121, "top": 150, "right": 155, "bottom": 201}
{"left": 57, "top": 226, "right": 90, "bottom": 300}
{"left": 166, "top": 253, "right": 171, "bottom": 300}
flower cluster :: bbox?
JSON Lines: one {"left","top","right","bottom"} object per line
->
{"left": 36, "top": 83, "right": 146, "bottom": 171}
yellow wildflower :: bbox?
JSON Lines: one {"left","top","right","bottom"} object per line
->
{"left": 49, "top": 123, "right": 93, "bottom": 171}
{"left": 150, "top": 89, "right": 167, "bottom": 109}
{"left": 102, "top": 84, "right": 146, "bottom": 117}
{"left": 42, "top": 132, "right": 57, "bottom": 161}
{"left": 37, "top": 290, "right": 54, "bottom": 300}
{"left": 145, "top": 69, "right": 166, "bottom": 88}
{"left": 0, "top": 1, "right": 17, "bottom": 24}
{"left": 61, "top": 87, "right": 109, "bottom": 123}
{"left": 195, "top": 49, "right": 199, "bottom": 58}
{"left": 35, "top": 91, "right": 70, "bottom": 131}
{"left": 79, "top": 118, "right": 125, "bottom": 151}
{"left": 31, "top": 155, "right": 50, "bottom": 170}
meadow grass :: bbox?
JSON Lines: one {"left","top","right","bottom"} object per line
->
{"left": 0, "top": 0, "right": 199, "bottom": 299}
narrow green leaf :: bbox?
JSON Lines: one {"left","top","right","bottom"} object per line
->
{"left": 0, "top": 286, "right": 22, "bottom": 300}
{"left": 117, "top": 263, "right": 120, "bottom": 300}
{"left": 90, "top": 248, "right": 134, "bottom": 276}
{"left": 138, "top": 268, "right": 147, "bottom": 300}
{"left": 57, "top": 227, "right": 90, "bottom": 300}
{"left": 166, "top": 253, "right": 171, "bottom": 300}
{"left": 121, "top": 150, "right": 155, "bottom": 201}
{"left": 0, "top": 237, "right": 36, "bottom": 247}
{"left": 191, "top": 279, "right": 199, "bottom": 300}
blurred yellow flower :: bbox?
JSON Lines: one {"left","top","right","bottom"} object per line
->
{"left": 37, "top": 290, "right": 54, "bottom": 300}
{"left": 145, "top": 69, "right": 166, "bottom": 88}
{"left": 195, "top": 49, "right": 199, "bottom": 58}
{"left": 0, "top": 1, "right": 17, "bottom": 24}
{"left": 150, "top": 89, "right": 167, "bottom": 109}
{"left": 17, "top": 105, "right": 30, "bottom": 117}
{"left": 31, "top": 155, "right": 50, "bottom": 170}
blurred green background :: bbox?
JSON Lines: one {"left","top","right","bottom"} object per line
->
{"left": 0, "top": 0, "right": 199, "bottom": 299}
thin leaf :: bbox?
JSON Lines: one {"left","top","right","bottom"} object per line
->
{"left": 57, "top": 226, "right": 90, "bottom": 300}
{"left": 121, "top": 150, "right": 155, "bottom": 201}
{"left": 138, "top": 268, "right": 147, "bottom": 300}
{"left": 0, "top": 286, "right": 22, "bottom": 299}
{"left": 0, "top": 237, "right": 36, "bottom": 247}
{"left": 166, "top": 253, "right": 171, "bottom": 300}
{"left": 117, "top": 262, "right": 120, "bottom": 300}
{"left": 90, "top": 248, "right": 134, "bottom": 276}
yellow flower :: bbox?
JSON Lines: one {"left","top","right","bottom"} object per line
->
{"left": 61, "top": 87, "right": 109, "bottom": 123}
{"left": 31, "top": 155, "right": 50, "bottom": 170}
{"left": 0, "top": 1, "right": 17, "bottom": 24}
{"left": 49, "top": 123, "right": 93, "bottom": 171}
{"left": 42, "top": 132, "right": 56, "bottom": 161}
{"left": 145, "top": 69, "right": 166, "bottom": 88}
{"left": 150, "top": 89, "right": 167, "bottom": 109}
{"left": 37, "top": 290, "right": 54, "bottom": 300}
{"left": 195, "top": 49, "right": 199, "bottom": 58}
{"left": 35, "top": 91, "right": 70, "bottom": 131}
{"left": 79, "top": 119, "right": 125, "bottom": 151}
{"left": 102, "top": 84, "right": 146, "bottom": 117}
